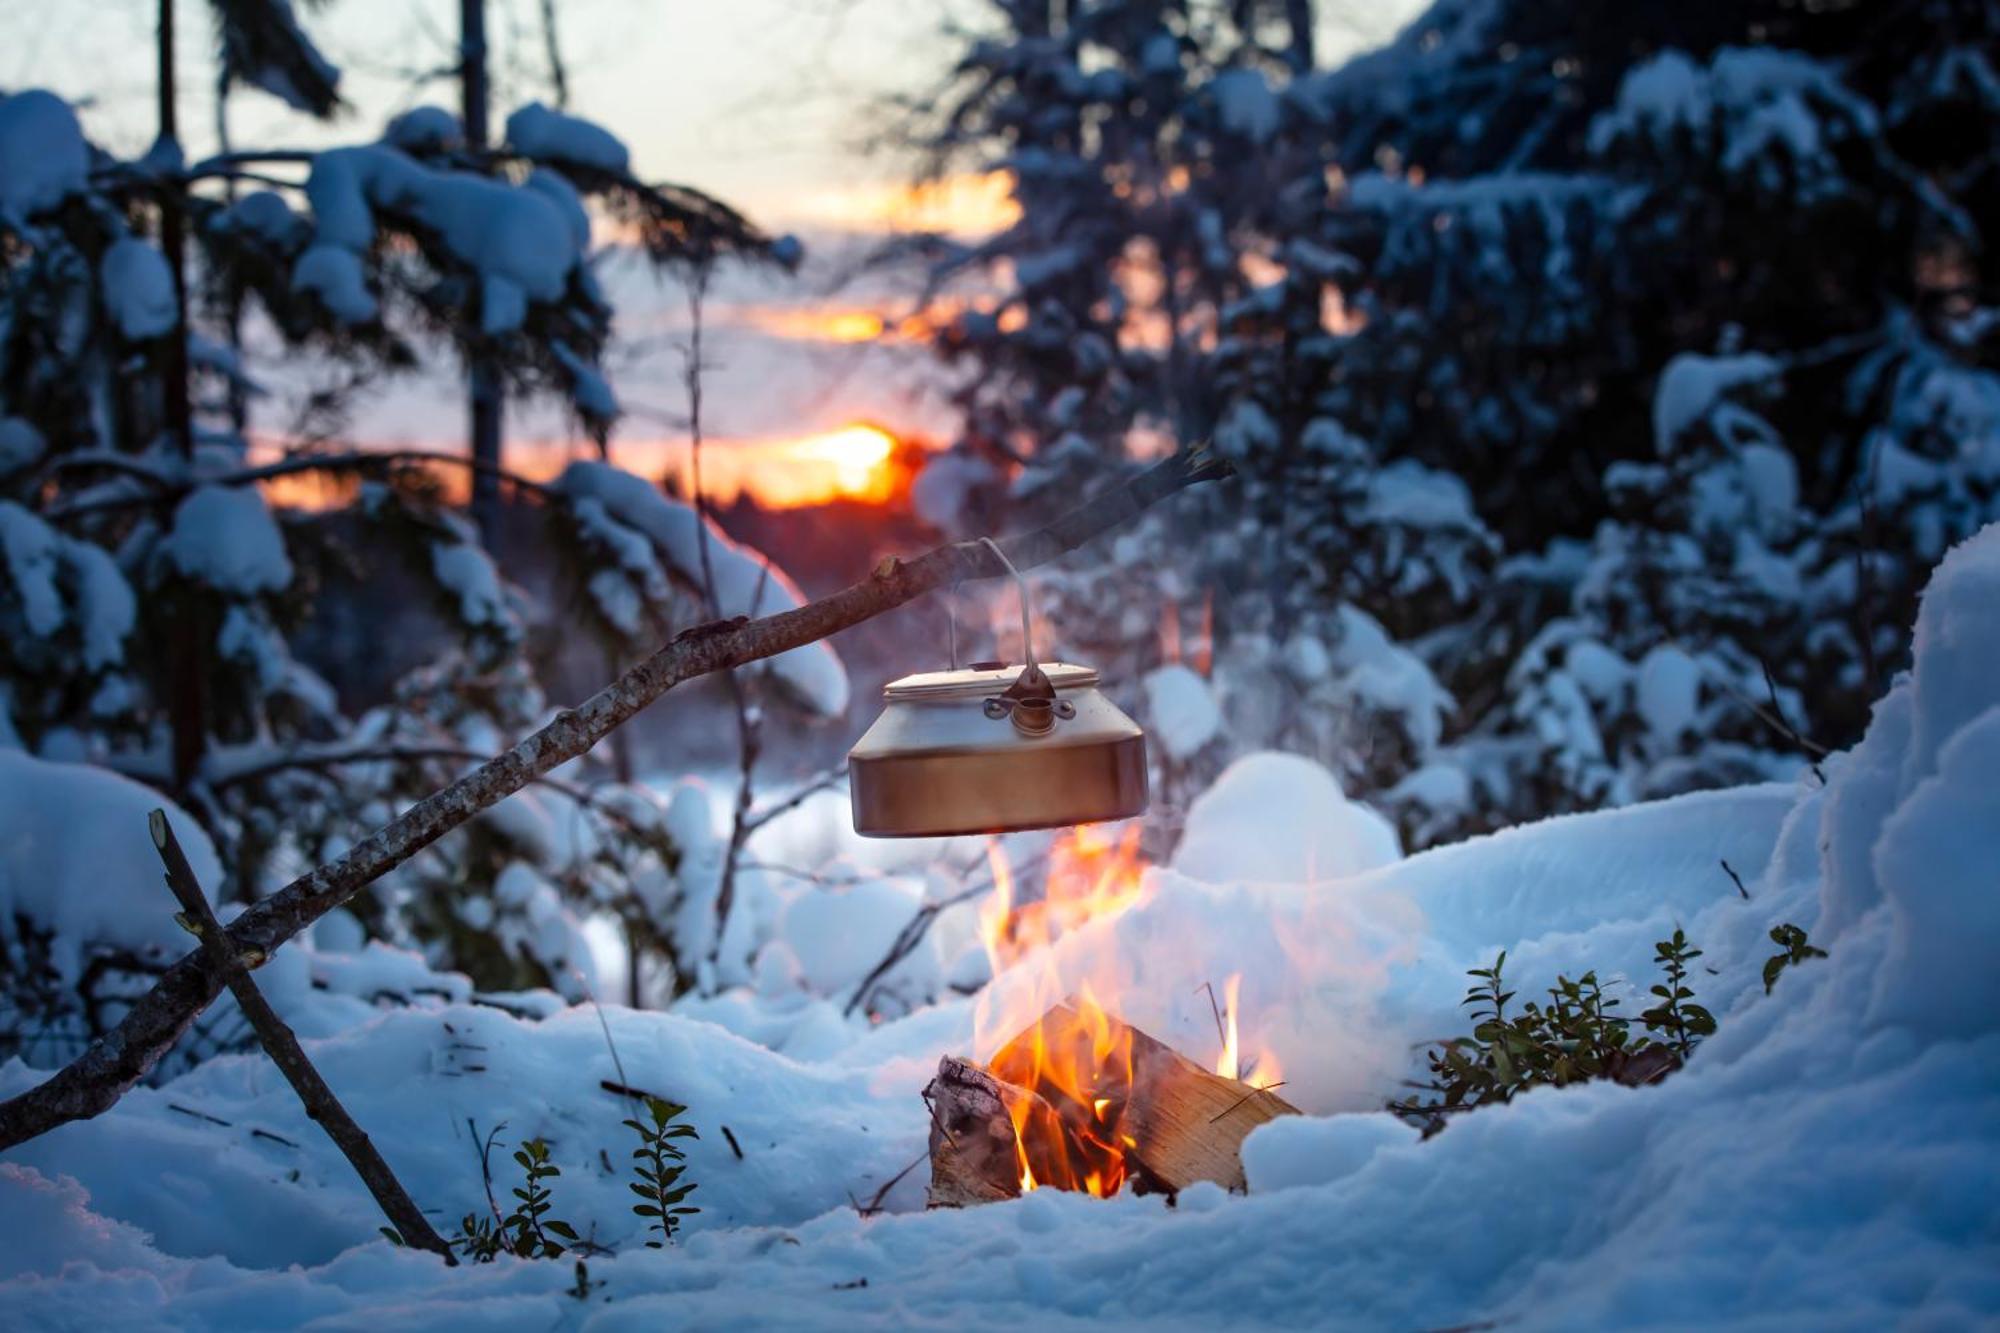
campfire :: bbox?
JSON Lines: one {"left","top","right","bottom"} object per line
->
{"left": 925, "top": 831, "right": 1298, "bottom": 1207}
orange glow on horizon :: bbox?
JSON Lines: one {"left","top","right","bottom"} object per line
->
{"left": 250, "top": 422, "right": 918, "bottom": 514}
{"left": 782, "top": 171, "right": 1021, "bottom": 237}
{"left": 731, "top": 305, "right": 948, "bottom": 346}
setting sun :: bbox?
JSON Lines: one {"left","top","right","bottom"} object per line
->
{"left": 652, "top": 421, "right": 908, "bottom": 509}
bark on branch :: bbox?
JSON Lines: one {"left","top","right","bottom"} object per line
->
{"left": 0, "top": 446, "right": 1232, "bottom": 1151}
{"left": 147, "top": 811, "right": 456, "bottom": 1261}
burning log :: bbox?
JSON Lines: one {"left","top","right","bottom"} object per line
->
{"left": 924, "top": 995, "right": 1298, "bottom": 1207}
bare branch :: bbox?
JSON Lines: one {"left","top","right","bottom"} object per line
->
{"left": 0, "top": 446, "right": 1231, "bottom": 1150}
{"left": 148, "top": 810, "right": 454, "bottom": 1261}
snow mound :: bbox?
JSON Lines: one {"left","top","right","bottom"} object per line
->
{"left": 1173, "top": 751, "right": 1401, "bottom": 884}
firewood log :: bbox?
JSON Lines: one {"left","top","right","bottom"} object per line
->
{"left": 990, "top": 998, "right": 1298, "bottom": 1193}
{"left": 926, "top": 998, "right": 1301, "bottom": 1206}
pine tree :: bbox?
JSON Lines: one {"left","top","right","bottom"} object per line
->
{"left": 0, "top": 13, "right": 836, "bottom": 1063}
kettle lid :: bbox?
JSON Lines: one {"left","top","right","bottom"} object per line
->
{"left": 881, "top": 660, "right": 1098, "bottom": 703}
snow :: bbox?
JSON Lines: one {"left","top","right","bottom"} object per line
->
{"left": 5, "top": 527, "right": 2000, "bottom": 1326}
{"left": 0, "top": 749, "right": 219, "bottom": 983}
{"left": 222, "top": 189, "right": 307, "bottom": 248}
{"left": 1653, "top": 350, "right": 1782, "bottom": 447}
{"left": 554, "top": 462, "right": 848, "bottom": 716}
{"left": 0, "top": 416, "right": 46, "bottom": 477}
{"left": 1142, "top": 663, "right": 1222, "bottom": 761}
{"left": 1635, "top": 642, "right": 1700, "bottom": 741}
{"left": 296, "top": 146, "right": 583, "bottom": 329}
{"left": 1210, "top": 68, "right": 1281, "bottom": 142}
{"left": 157, "top": 486, "right": 294, "bottom": 595}
{"left": 0, "top": 501, "right": 135, "bottom": 665}
{"left": 0, "top": 90, "right": 88, "bottom": 217}
{"left": 1588, "top": 50, "right": 1710, "bottom": 152}
{"left": 550, "top": 339, "right": 619, "bottom": 419}
{"left": 1171, "top": 751, "right": 1401, "bottom": 884}
{"left": 430, "top": 538, "right": 512, "bottom": 632}
{"left": 97, "top": 238, "right": 179, "bottom": 341}
{"left": 773, "top": 874, "right": 929, "bottom": 997}
{"left": 292, "top": 244, "right": 375, "bottom": 324}
{"left": 505, "top": 102, "right": 631, "bottom": 175}
{"left": 381, "top": 106, "right": 463, "bottom": 154}
{"left": 910, "top": 449, "right": 998, "bottom": 534}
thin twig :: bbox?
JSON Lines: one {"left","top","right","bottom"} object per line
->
{"left": 1198, "top": 981, "right": 1227, "bottom": 1051}
{"left": 1720, "top": 859, "right": 1750, "bottom": 901}
{"left": 742, "top": 764, "right": 849, "bottom": 836}
{"left": 842, "top": 852, "right": 1052, "bottom": 1018}
{"left": 149, "top": 810, "right": 454, "bottom": 1262}
{"left": 720, "top": 1125, "right": 744, "bottom": 1160}
{"left": 1208, "top": 1081, "right": 1289, "bottom": 1125}
{"left": 850, "top": 1151, "right": 924, "bottom": 1217}
{"left": 468, "top": 1117, "right": 508, "bottom": 1227}
{"left": 599, "top": 1079, "right": 666, "bottom": 1102}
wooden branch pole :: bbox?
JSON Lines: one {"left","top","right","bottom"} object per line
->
{"left": 146, "top": 811, "right": 456, "bottom": 1263}
{"left": 0, "top": 448, "right": 1231, "bottom": 1151}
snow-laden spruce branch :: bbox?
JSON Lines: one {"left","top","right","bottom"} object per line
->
{"left": 0, "top": 446, "right": 1232, "bottom": 1152}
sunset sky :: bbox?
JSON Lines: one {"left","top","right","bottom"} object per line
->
{"left": 0, "top": 0, "right": 1419, "bottom": 506}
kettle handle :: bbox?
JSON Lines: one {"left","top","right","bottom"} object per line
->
{"left": 976, "top": 537, "right": 1039, "bottom": 681}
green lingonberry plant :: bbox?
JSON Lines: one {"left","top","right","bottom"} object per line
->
{"left": 626, "top": 1096, "right": 701, "bottom": 1247}
{"left": 453, "top": 1212, "right": 506, "bottom": 1263}
{"left": 1762, "top": 923, "right": 1828, "bottom": 994}
{"left": 1390, "top": 942, "right": 1712, "bottom": 1135}
{"left": 1640, "top": 929, "right": 1718, "bottom": 1058}
{"left": 506, "top": 1138, "right": 578, "bottom": 1259}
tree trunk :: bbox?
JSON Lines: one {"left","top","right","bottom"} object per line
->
{"left": 462, "top": 0, "right": 504, "bottom": 548}
{"left": 159, "top": 0, "right": 207, "bottom": 793}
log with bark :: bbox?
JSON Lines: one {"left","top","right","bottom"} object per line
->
{"left": 0, "top": 446, "right": 1231, "bottom": 1152}
{"left": 924, "top": 997, "right": 1298, "bottom": 1207}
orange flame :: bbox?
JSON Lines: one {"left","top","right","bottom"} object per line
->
{"left": 976, "top": 829, "right": 1154, "bottom": 1197}
{"left": 1215, "top": 974, "right": 1242, "bottom": 1081}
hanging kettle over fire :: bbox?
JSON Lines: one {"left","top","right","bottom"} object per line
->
{"left": 848, "top": 541, "right": 1148, "bottom": 838}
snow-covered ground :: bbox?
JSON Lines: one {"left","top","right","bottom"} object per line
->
{"left": 4, "top": 527, "right": 1999, "bottom": 1328}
